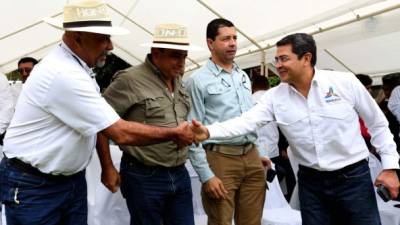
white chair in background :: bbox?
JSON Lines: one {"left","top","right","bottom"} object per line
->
{"left": 262, "top": 164, "right": 302, "bottom": 225}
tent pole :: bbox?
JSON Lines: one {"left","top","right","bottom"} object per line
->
{"left": 324, "top": 49, "right": 355, "bottom": 74}
{"left": 0, "top": 40, "right": 60, "bottom": 68}
{"left": 113, "top": 43, "right": 144, "bottom": 63}
{"left": 235, "top": 3, "right": 400, "bottom": 59}
{"left": 0, "top": 12, "right": 62, "bottom": 41}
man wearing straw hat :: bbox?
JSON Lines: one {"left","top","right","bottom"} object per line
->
{"left": 0, "top": 1, "right": 195, "bottom": 224}
{"left": 100, "top": 23, "right": 201, "bottom": 225}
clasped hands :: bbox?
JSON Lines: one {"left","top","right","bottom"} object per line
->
{"left": 101, "top": 119, "right": 209, "bottom": 193}
{"left": 173, "top": 119, "right": 210, "bottom": 147}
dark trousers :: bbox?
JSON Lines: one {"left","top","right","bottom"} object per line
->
{"left": 119, "top": 154, "right": 194, "bottom": 225}
{"left": 0, "top": 158, "right": 87, "bottom": 225}
{"left": 298, "top": 160, "right": 381, "bottom": 225}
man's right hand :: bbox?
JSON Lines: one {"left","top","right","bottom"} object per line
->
{"left": 204, "top": 176, "right": 228, "bottom": 199}
{"left": 191, "top": 119, "right": 210, "bottom": 144}
{"left": 174, "top": 121, "right": 195, "bottom": 147}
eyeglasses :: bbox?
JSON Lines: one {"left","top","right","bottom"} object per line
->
{"left": 274, "top": 55, "right": 290, "bottom": 64}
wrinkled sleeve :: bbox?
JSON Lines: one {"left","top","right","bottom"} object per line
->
{"left": 208, "top": 90, "right": 275, "bottom": 140}
{"left": 185, "top": 76, "right": 215, "bottom": 183}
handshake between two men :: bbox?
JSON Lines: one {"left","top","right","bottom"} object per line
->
{"left": 100, "top": 119, "right": 211, "bottom": 193}
{"left": 174, "top": 119, "right": 210, "bottom": 147}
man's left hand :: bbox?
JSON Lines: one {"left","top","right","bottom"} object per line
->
{"left": 375, "top": 169, "right": 400, "bottom": 199}
{"left": 101, "top": 166, "right": 121, "bottom": 193}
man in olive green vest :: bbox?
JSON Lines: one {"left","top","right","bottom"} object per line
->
{"left": 99, "top": 24, "right": 201, "bottom": 225}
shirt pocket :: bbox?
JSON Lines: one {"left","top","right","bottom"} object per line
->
{"left": 318, "top": 103, "right": 354, "bottom": 120}
{"left": 206, "top": 83, "right": 230, "bottom": 95}
{"left": 145, "top": 97, "right": 166, "bottom": 118}
{"left": 175, "top": 89, "right": 191, "bottom": 119}
{"left": 275, "top": 105, "right": 307, "bottom": 126}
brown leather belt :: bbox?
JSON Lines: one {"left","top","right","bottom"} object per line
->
{"left": 204, "top": 143, "right": 254, "bottom": 156}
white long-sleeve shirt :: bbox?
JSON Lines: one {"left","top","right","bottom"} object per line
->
{"left": 252, "top": 90, "right": 279, "bottom": 158}
{"left": 208, "top": 69, "right": 399, "bottom": 171}
{"left": 388, "top": 86, "right": 400, "bottom": 124}
{"left": 0, "top": 73, "right": 14, "bottom": 134}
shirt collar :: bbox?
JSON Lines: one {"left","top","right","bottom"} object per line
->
{"left": 310, "top": 68, "right": 321, "bottom": 86}
{"left": 145, "top": 54, "right": 162, "bottom": 76}
{"left": 60, "top": 41, "right": 95, "bottom": 78}
{"left": 144, "top": 54, "right": 183, "bottom": 90}
{"left": 206, "top": 58, "right": 240, "bottom": 77}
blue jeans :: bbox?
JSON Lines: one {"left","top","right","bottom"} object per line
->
{"left": 120, "top": 154, "right": 194, "bottom": 225}
{"left": 298, "top": 160, "right": 381, "bottom": 225}
{"left": 0, "top": 158, "right": 87, "bottom": 225}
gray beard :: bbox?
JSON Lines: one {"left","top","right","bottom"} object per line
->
{"left": 96, "top": 59, "right": 106, "bottom": 68}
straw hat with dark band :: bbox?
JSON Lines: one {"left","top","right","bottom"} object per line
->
{"left": 43, "top": 0, "right": 130, "bottom": 36}
{"left": 141, "top": 24, "right": 202, "bottom": 51}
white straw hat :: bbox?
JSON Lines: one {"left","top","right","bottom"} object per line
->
{"left": 43, "top": 0, "right": 130, "bottom": 36}
{"left": 141, "top": 24, "right": 202, "bottom": 51}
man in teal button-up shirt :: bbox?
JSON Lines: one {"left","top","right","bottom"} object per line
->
{"left": 185, "top": 18, "right": 269, "bottom": 225}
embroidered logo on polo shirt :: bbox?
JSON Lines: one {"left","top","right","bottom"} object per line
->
{"left": 324, "top": 86, "right": 341, "bottom": 103}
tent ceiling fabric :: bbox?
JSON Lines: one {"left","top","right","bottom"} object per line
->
{"left": 1, "top": 0, "right": 400, "bottom": 79}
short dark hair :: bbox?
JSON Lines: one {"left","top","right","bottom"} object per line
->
{"left": 18, "top": 57, "right": 38, "bottom": 66}
{"left": 252, "top": 75, "right": 270, "bottom": 90}
{"left": 276, "top": 33, "right": 317, "bottom": 66}
{"left": 382, "top": 72, "right": 400, "bottom": 91}
{"left": 355, "top": 74, "right": 372, "bottom": 87}
{"left": 206, "top": 18, "right": 234, "bottom": 41}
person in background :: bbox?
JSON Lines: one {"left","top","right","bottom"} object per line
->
{"left": 252, "top": 75, "right": 279, "bottom": 159}
{"left": 18, "top": 57, "right": 38, "bottom": 83}
{"left": 252, "top": 74, "right": 296, "bottom": 200}
{"left": 381, "top": 73, "right": 400, "bottom": 152}
{"left": 355, "top": 74, "right": 374, "bottom": 152}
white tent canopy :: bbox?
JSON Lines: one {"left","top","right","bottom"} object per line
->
{"left": 1, "top": 0, "right": 400, "bottom": 84}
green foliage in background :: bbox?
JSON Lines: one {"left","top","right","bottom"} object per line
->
{"left": 6, "top": 70, "right": 21, "bottom": 81}
{"left": 268, "top": 75, "right": 281, "bottom": 87}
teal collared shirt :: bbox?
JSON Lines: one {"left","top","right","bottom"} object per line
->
{"left": 185, "top": 59, "right": 260, "bottom": 183}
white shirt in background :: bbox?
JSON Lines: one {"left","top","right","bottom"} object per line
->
{"left": 8, "top": 80, "right": 23, "bottom": 106}
{"left": 208, "top": 69, "right": 399, "bottom": 171}
{"left": 388, "top": 86, "right": 400, "bottom": 124}
{"left": 0, "top": 73, "right": 14, "bottom": 135}
{"left": 252, "top": 90, "right": 279, "bottom": 158}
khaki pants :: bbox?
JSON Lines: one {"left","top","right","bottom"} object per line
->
{"left": 202, "top": 147, "right": 266, "bottom": 225}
